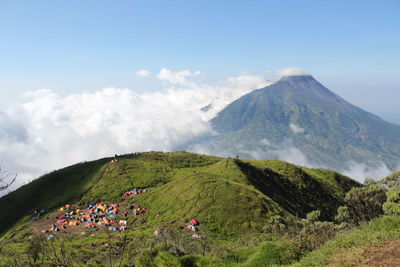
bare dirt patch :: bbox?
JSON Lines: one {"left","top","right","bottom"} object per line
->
{"left": 328, "top": 240, "right": 400, "bottom": 267}
{"left": 357, "top": 240, "right": 400, "bottom": 267}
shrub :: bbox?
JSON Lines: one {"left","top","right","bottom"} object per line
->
{"left": 341, "top": 184, "right": 387, "bottom": 225}
{"left": 383, "top": 186, "right": 400, "bottom": 215}
{"left": 297, "top": 210, "right": 336, "bottom": 251}
{"left": 242, "top": 241, "right": 301, "bottom": 266}
{"left": 382, "top": 171, "right": 400, "bottom": 188}
{"left": 262, "top": 215, "right": 286, "bottom": 234}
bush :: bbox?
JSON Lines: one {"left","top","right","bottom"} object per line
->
{"left": 297, "top": 210, "right": 336, "bottom": 251}
{"left": 340, "top": 184, "right": 387, "bottom": 225}
{"left": 242, "top": 241, "right": 301, "bottom": 266}
{"left": 262, "top": 215, "right": 286, "bottom": 234}
{"left": 382, "top": 171, "right": 400, "bottom": 188}
{"left": 383, "top": 186, "right": 400, "bottom": 215}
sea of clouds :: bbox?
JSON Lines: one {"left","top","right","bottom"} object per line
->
{"left": 0, "top": 68, "right": 271, "bottom": 195}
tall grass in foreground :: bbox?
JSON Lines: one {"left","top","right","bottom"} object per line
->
{"left": 293, "top": 215, "right": 400, "bottom": 266}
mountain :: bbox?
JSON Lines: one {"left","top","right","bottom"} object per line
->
{"left": 195, "top": 75, "right": 400, "bottom": 172}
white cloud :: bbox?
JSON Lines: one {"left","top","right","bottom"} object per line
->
{"left": 342, "top": 162, "right": 393, "bottom": 183}
{"left": 190, "top": 134, "right": 398, "bottom": 183}
{"left": 0, "top": 70, "right": 272, "bottom": 195}
{"left": 136, "top": 69, "right": 151, "bottom": 77}
{"left": 260, "top": 138, "right": 271, "bottom": 146}
{"left": 226, "top": 72, "right": 271, "bottom": 89}
{"left": 191, "top": 139, "right": 319, "bottom": 169}
{"left": 157, "top": 68, "right": 201, "bottom": 86}
{"left": 273, "top": 146, "right": 316, "bottom": 167}
{"left": 277, "top": 67, "right": 310, "bottom": 77}
{"left": 290, "top": 123, "right": 304, "bottom": 134}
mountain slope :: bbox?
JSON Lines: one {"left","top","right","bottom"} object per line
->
{"left": 0, "top": 152, "right": 359, "bottom": 237}
{"left": 199, "top": 75, "right": 400, "bottom": 171}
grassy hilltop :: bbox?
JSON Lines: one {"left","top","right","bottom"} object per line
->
{"left": 6, "top": 152, "right": 399, "bottom": 266}
{"left": 0, "top": 152, "right": 358, "bottom": 234}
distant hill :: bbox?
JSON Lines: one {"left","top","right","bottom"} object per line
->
{"left": 194, "top": 75, "right": 400, "bottom": 172}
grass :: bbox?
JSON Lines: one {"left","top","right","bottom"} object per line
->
{"left": 292, "top": 215, "right": 400, "bottom": 266}
{"left": 0, "top": 151, "right": 362, "bottom": 265}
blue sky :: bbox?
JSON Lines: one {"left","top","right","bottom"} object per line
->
{"left": 1, "top": 0, "right": 400, "bottom": 191}
{"left": 1, "top": 0, "right": 400, "bottom": 119}
{"left": 0, "top": 0, "right": 400, "bottom": 115}
{"left": 1, "top": 1, "right": 399, "bottom": 112}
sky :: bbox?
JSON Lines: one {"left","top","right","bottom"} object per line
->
{"left": 0, "top": 0, "right": 400, "bottom": 192}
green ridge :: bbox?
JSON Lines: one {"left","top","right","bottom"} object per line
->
{"left": 0, "top": 151, "right": 362, "bottom": 265}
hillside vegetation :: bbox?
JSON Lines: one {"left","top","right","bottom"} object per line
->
{"left": 0, "top": 152, "right": 368, "bottom": 266}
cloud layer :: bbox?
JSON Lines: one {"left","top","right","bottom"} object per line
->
{"left": 0, "top": 69, "right": 271, "bottom": 195}
{"left": 277, "top": 67, "right": 310, "bottom": 77}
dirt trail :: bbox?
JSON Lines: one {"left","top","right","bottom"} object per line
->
{"left": 84, "top": 161, "right": 113, "bottom": 193}
{"left": 356, "top": 240, "right": 400, "bottom": 267}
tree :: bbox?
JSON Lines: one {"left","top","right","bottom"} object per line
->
{"left": 0, "top": 166, "right": 17, "bottom": 191}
